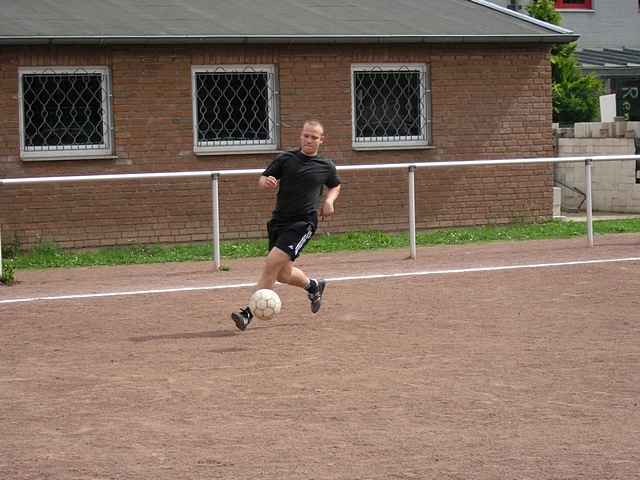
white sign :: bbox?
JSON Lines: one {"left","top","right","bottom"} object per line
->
{"left": 599, "top": 93, "right": 617, "bottom": 122}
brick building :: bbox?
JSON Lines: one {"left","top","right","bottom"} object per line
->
{"left": 0, "top": 0, "right": 577, "bottom": 250}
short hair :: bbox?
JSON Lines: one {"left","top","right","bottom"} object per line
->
{"left": 303, "top": 119, "right": 324, "bottom": 134}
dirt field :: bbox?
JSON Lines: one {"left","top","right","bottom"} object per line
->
{"left": 1, "top": 235, "right": 639, "bottom": 479}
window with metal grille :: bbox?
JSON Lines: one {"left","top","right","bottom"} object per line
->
{"left": 351, "top": 64, "right": 431, "bottom": 149}
{"left": 555, "top": 0, "right": 592, "bottom": 9}
{"left": 19, "top": 67, "right": 112, "bottom": 160}
{"left": 192, "top": 65, "right": 278, "bottom": 153}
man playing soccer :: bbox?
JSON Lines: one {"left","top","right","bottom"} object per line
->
{"left": 231, "top": 120, "right": 341, "bottom": 330}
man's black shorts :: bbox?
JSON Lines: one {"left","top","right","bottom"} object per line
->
{"left": 267, "top": 212, "right": 318, "bottom": 261}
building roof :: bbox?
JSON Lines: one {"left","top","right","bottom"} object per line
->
{"left": 577, "top": 48, "right": 640, "bottom": 78}
{"left": 0, "top": 0, "right": 578, "bottom": 45}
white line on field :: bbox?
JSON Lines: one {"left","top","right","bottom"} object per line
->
{"left": 1, "top": 256, "right": 640, "bottom": 306}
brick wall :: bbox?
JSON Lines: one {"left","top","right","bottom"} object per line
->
{"left": 0, "top": 43, "right": 553, "bottom": 250}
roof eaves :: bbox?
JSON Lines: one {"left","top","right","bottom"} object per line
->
{"left": 581, "top": 65, "right": 640, "bottom": 78}
{"left": 0, "top": 33, "right": 579, "bottom": 46}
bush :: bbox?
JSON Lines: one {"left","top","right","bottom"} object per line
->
{"left": 526, "top": 0, "right": 561, "bottom": 26}
{"left": 553, "top": 71, "right": 604, "bottom": 123}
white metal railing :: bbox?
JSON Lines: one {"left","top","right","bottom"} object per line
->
{"left": 1, "top": 154, "right": 640, "bottom": 276}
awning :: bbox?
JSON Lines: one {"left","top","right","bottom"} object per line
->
{"left": 577, "top": 48, "right": 640, "bottom": 78}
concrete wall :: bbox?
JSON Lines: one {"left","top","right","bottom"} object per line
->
{"left": 0, "top": 44, "right": 554, "bottom": 250}
{"left": 555, "top": 121, "right": 640, "bottom": 212}
{"left": 558, "top": 1, "right": 640, "bottom": 49}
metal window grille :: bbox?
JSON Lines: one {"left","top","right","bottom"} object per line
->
{"left": 193, "top": 65, "right": 278, "bottom": 152}
{"left": 19, "top": 67, "right": 112, "bottom": 157}
{"left": 352, "top": 64, "right": 430, "bottom": 148}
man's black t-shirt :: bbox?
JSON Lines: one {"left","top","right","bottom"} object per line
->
{"left": 263, "top": 149, "right": 340, "bottom": 222}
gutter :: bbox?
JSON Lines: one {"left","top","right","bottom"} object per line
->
{"left": 0, "top": 33, "right": 579, "bottom": 46}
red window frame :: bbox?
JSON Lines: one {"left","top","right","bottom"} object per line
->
{"left": 555, "top": 0, "right": 592, "bottom": 9}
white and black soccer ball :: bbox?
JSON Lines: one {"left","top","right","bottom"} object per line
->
{"left": 249, "top": 289, "right": 282, "bottom": 321}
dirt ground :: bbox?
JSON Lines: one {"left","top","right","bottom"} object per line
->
{"left": 1, "top": 235, "right": 640, "bottom": 479}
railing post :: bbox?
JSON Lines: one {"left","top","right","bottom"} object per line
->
{"left": 408, "top": 165, "right": 417, "bottom": 259}
{"left": 211, "top": 173, "right": 221, "bottom": 270}
{"left": 585, "top": 158, "right": 594, "bottom": 247}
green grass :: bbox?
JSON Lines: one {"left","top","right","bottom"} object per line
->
{"left": 5, "top": 218, "right": 640, "bottom": 271}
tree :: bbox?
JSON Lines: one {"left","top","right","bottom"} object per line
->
{"left": 526, "top": 0, "right": 604, "bottom": 123}
{"left": 526, "top": 0, "right": 561, "bottom": 26}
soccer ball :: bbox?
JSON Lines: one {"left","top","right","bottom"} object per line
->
{"left": 249, "top": 289, "right": 282, "bottom": 321}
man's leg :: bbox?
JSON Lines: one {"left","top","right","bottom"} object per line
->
{"left": 232, "top": 222, "right": 326, "bottom": 330}
{"left": 257, "top": 247, "right": 294, "bottom": 289}
{"left": 273, "top": 256, "right": 324, "bottom": 314}
{"left": 276, "top": 261, "right": 325, "bottom": 312}
{"left": 232, "top": 247, "right": 291, "bottom": 331}
{"left": 276, "top": 260, "right": 309, "bottom": 289}
{"left": 262, "top": 248, "right": 326, "bottom": 313}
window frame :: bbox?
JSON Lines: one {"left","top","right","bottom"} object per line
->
{"left": 18, "top": 66, "right": 114, "bottom": 161}
{"left": 191, "top": 64, "right": 279, "bottom": 155}
{"left": 350, "top": 63, "right": 432, "bottom": 150}
{"left": 554, "top": 0, "right": 593, "bottom": 10}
